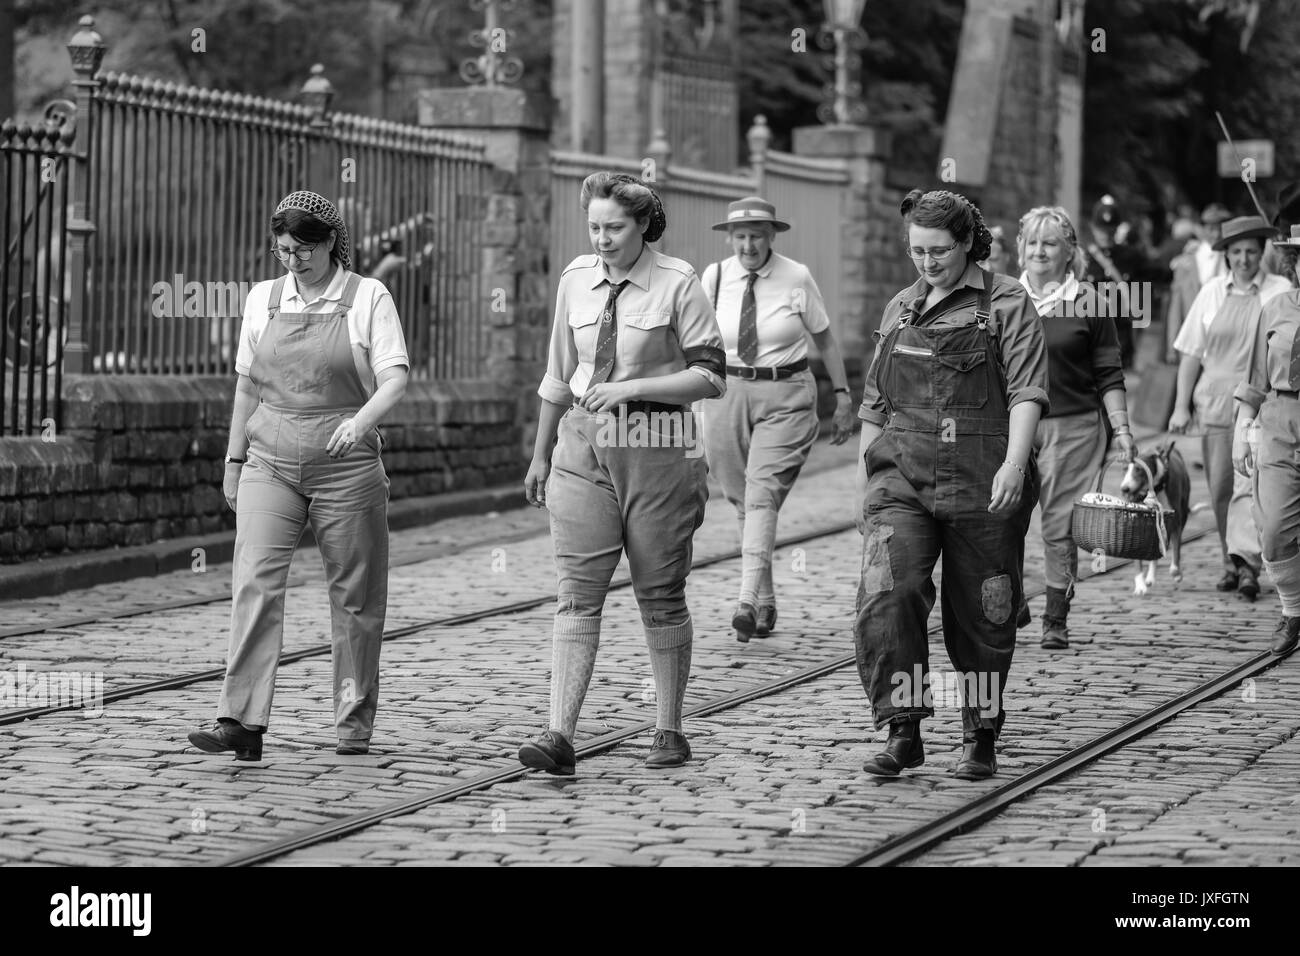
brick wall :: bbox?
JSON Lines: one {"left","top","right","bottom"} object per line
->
{"left": 0, "top": 376, "right": 523, "bottom": 565}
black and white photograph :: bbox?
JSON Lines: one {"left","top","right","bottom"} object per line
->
{"left": 0, "top": 0, "right": 1290, "bottom": 922}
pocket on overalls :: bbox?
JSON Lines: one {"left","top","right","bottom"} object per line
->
{"left": 883, "top": 346, "right": 933, "bottom": 408}
{"left": 935, "top": 350, "right": 989, "bottom": 408}
{"left": 275, "top": 324, "right": 334, "bottom": 393}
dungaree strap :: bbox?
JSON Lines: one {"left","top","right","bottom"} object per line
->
{"left": 337, "top": 272, "right": 363, "bottom": 314}
{"left": 975, "top": 267, "right": 994, "bottom": 328}
{"left": 266, "top": 276, "right": 287, "bottom": 319}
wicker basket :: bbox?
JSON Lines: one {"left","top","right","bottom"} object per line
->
{"left": 1071, "top": 458, "right": 1169, "bottom": 561}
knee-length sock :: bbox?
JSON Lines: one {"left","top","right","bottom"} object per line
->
{"left": 740, "top": 507, "right": 779, "bottom": 608}
{"left": 645, "top": 620, "right": 693, "bottom": 733}
{"left": 548, "top": 615, "right": 601, "bottom": 741}
{"left": 1264, "top": 550, "right": 1300, "bottom": 617}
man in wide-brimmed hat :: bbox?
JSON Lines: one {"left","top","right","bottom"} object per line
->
{"left": 1170, "top": 213, "right": 1284, "bottom": 603}
{"left": 697, "top": 196, "right": 854, "bottom": 643}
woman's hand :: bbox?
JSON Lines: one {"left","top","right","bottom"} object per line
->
{"left": 830, "top": 393, "right": 855, "bottom": 445}
{"left": 223, "top": 462, "right": 242, "bottom": 511}
{"left": 524, "top": 456, "right": 550, "bottom": 508}
{"left": 988, "top": 462, "right": 1025, "bottom": 515}
{"left": 1167, "top": 406, "right": 1192, "bottom": 434}
{"left": 1114, "top": 431, "right": 1137, "bottom": 463}
{"left": 580, "top": 381, "right": 634, "bottom": 413}
{"left": 327, "top": 418, "right": 362, "bottom": 457}
{"left": 1232, "top": 429, "right": 1254, "bottom": 478}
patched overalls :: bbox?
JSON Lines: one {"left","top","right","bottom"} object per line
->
{"left": 219, "top": 272, "right": 390, "bottom": 746}
{"left": 855, "top": 269, "right": 1038, "bottom": 735}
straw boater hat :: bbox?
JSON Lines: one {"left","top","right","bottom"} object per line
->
{"left": 1272, "top": 224, "right": 1300, "bottom": 250}
{"left": 1211, "top": 214, "right": 1277, "bottom": 250}
{"left": 711, "top": 196, "right": 790, "bottom": 232}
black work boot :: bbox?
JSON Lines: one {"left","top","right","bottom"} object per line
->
{"left": 1272, "top": 616, "right": 1300, "bottom": 656}
{"left": 954, "top": 728, "right": 997, "bottom": 780}
{"left": 862, "top": 719, "right": 924, "bottom": 776}
{"left": 188, "top": 718, "right": 264, "bottom": 761}
{"left": 1041, "top": 586, "right": 1070, "bottom": 649}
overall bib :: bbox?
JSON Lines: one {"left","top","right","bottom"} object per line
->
{"left": 1195, "top": 293, "right": 1264, "bottom": 572}
{"left": 220, "top": 272, "right": 391, "bottom": 745}
{"left": 855, "top": 271, "right": 1038, "bottom": 735}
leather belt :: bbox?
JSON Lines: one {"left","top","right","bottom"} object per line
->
{"left": 621, "top": 400, "right": 685, "bottom": 415}
{"left": 1273, "top": 389, "right": 1299, "bottom": 398}
{"left": 726, "top": 358, "right": 809, "bottom": 381}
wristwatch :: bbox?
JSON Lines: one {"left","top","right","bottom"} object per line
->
{"left": 833, "top": 387, "right": 851, "bottom": 395}
{"left": 224, "top": 455, "right": 246, "bottom": 465}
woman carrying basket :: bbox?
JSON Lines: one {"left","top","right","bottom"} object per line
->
{"left": 1016, "top": 205, "right": 1135, "bottom": 649}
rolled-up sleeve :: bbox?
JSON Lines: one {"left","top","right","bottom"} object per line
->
{"left": 674, "top": 269, "right": 726, "bottom": 397}
{"left": 857, "top": 297, "right": 904, "bottom": 427}
{"left": 1173, "top": 282, "right": 1216, "bottom": 358}
{"left": 997, "top": 288, "right": 1050, "bottom": 414}
{"left": 537, "top": 279, "right": 577, "bottom": 406}
{"left": 1233, "top": 295, "right": 1277, "bottom": 414}
{"left": 798, "top": 265, "right": 831, "bottom": 334}
{"left": 1088, "top": 313, "right": 1125, "bottom": 396}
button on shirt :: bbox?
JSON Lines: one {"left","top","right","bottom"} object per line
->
{"left": 538, "top": 250, "right": 726, "bottom": 405}
{"left": 236, "top": 265, "right": 410, "bottom": 393}
{"left": 700, "top": 252, "right": 831, "bottom": 367}
{"left": 858, "top": 263, "right": 1050, "bottom": 427}
{"left": 1235, "top": 288, "right": 1300, "bottom": 413}
{"left": 1172, "top": 271, "right": 1290, "bottom": 360}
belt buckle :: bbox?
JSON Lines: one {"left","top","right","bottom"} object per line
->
{"left": 734, "top": 366, "right": 757, "bottom": 381}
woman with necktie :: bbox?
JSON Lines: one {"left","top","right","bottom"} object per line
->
{"left": 517, "top": 172, "right": 726, "bottom": 775}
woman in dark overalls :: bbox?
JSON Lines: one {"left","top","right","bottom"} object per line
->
{"left": 854, "top": 189, "right": 1049, "bottom": 780}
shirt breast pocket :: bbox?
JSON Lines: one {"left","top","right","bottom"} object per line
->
{"left": 567, "top": 310, "right": 603, "bottom": 365}
{"left": 620, "top": 310, "right": 675, "bottom": 366}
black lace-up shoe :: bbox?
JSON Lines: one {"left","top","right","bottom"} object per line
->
{"left": 1216, "top": 569, "right": 1239, "bottom": 592}
{"left": 645, "top": 729, "right": 691, "bottom": 768}
{"left": 1272, "top": 617, "right": 1300, "bottom": 656}
{"left": 954, "top": 729, "right": 997, "bottom": 780}
{"left": 1237, "top": 565, "right": 1259, "bottom": 602}
{"left": 518, "top": 730, "right": 576, "bottom": 776}
{"left": 755, "top": 603, "right": 777, "bottom": 638}
{"left": 732, "top": 603, "right": 757, "bottom": 643}
{"left": 336, "top": 740, "right": 370, "bottom": 755}
{"left": 862, "top": 720, "right": 923, "bottom": 776}
{"left": 188, "top": 719, "right": 263, "bottom": 761}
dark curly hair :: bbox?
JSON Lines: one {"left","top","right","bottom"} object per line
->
{"left": 1279, "top": 246, "right": 1300, "bottom": 288}
{"left": 580, "top": 171, "right": 667, "bottom": 243}
{"left": 270, "top": 208, "right": 340, "bottom": 265}
{"left": 900, "top": 188, "right": 993, "bottom": 263}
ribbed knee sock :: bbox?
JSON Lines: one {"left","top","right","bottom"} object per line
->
{"left": 645, "top": 620, "right": 693, "bottom": 733}
{"left": 740, "top": 508, "right": 779, "bottom": 608}
{"left": 1264, "top": 550, "right": 1300, "bottom": 617}
{"left": 548, "top": 615, "right": 601, "bottom": 741}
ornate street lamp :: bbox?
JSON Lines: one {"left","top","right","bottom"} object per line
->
{"left": 300, "top": 63, "right": 335, "bottom": 127}
{"left": 818, "top": 0, "right": 868, "bottom": 126}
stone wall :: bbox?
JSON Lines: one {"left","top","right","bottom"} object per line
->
{"left": 0, "top": 376, "right": 522, "bottom": 566}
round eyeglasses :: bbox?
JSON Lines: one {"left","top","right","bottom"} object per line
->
{"left": 270, "top": 245, "right": 318, "bottom": 263}
{"left": 905, "top": 240, "right": 960, "bottom": 262}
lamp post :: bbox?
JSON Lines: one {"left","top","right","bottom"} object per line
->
{"left": 819, "top": 0, "right": 867, "bottom": 126}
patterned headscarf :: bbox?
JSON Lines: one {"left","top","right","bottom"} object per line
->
{"left": 274, "top": 190, "right": 351, "bottom": 269}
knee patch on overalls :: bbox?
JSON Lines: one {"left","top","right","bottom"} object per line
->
{"left": 981, "top": 572, "right": 1013, "bottom": 625}
{"left": 861, "top": 522, "right": 895, "bottom": 594}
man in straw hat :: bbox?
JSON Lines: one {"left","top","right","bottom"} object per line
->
{"left": 1233, "top": 222, "right": 1300, "bottom": 655}
{"left": 1170, "top": 214, "right": 1286, "bottom": 601}
{"left": 698, "top": 197, "right": 855, "bottom": 642}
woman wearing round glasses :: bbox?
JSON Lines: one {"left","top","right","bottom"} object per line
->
{"left": 1016, "top": 205, "right": 1134, "bottom": 649}
{"left": 854, "top": 189, "right": 1049, "bottom": 780}
{"left": 188, "top": 190, "right": 409, "bottom": 761}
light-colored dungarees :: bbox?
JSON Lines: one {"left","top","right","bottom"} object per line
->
{"left": 219, "top": 272, "right": 390, "bottom": 745}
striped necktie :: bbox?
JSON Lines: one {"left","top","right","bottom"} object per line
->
{"left": 588, "top": 280, "right": 628, "bottom": 387}
{"left": 737, "top": 271, "right": 759, "bottom": 365}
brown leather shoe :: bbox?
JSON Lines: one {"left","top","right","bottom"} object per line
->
{"left": 862, "top": 720, "right": 924, "bottom": 776}
{"left": 732, "top": 603, "right": 757, "bottom": 643}
{"left": 755, "top": 603, "right": 777, "bottom": 638}
{"left": 646, "top": 729, "right": 691, "bottom": 768}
